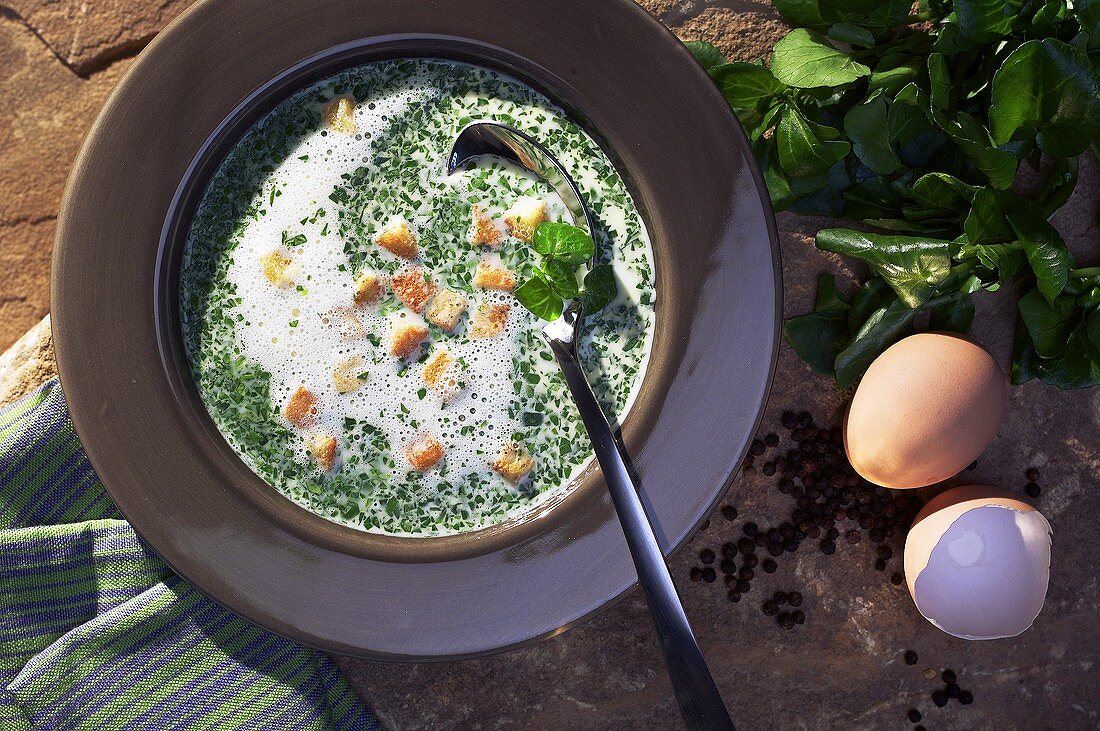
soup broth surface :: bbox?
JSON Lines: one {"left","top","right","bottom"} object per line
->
{"left": 182, "top": 59, "right": 655, "bottom": 536}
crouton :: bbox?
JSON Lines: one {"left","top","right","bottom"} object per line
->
{"left": 323, "top": 97, "right": 357, "bottom": 134}
{"left": 405, "top": 434, "right": 444, "bottom": 471}
{"left": 473, "top": 261, "right": 517, "bottom": 291}
{"left": 390, "top": 267, "right": 437, "bottom": 313}
{"left": 469, "top": 302, "right": 510, "bottom": 339}
{"left": 492, "top": 443, "right": 535, "bottom": 483}
{"left": 321, "top": 305, "right": 365, "bottom": 340}
{"left": 424, "top": 289, "right": 468, "bottom": 332}
{"left": 503, "top": 198, "right": 548, "bottom": 242}
{"left": 353, "top": 271, "right": 383, "bottom": 306}
{"left": 260, "top": 250, "right": 295, "bottom": 288}
{"left": 374, "top": 218, "right": 418, "bottom": 259}
{"left": 332, "top": 355, "right": 366, "bottom": 394}
{"left": 390, "top": 322, "right": 429, "bottom": 358}
{"left": 306, "top": 433, "right": 338, "bottom": 472}
{"left": 422, "top": 350, "right": 462, "bottom": 401}
{"left": 283, "top": 386, "right": 318, "bottom": 428}
{"left": 468, "top": 205, "right": 504, "bottom": 247}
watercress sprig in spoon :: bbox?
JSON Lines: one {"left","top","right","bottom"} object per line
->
{"left": 448, "top": 122, "right": 734, "bottom": 731}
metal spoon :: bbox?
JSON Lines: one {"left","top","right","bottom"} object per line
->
{"left": 448, "top": 122, "right": 734, "bottom": 731}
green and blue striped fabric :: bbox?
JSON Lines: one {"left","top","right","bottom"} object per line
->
{"left": 0, "top": 379, "right": 381, "bottom": 730}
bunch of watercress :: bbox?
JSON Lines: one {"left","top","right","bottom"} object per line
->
{"left": 514, "top": 221, "right": 617, "bottom": 320}
{"left": 689, "top": 0, "right": 1100, "bottom": 389}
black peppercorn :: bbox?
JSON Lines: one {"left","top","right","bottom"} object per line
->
{"left": 1025, "top": 467, "right": 1040, "bottom": 481}
{"left": 701, "top": 567, "right": 716, "bottom": 583}
{"left": 727, "top": 590, "right": 741, "bottom": 603}
{"left": 915, "top": 726, "right": 927, "bottom": 731}
{"left": 744, "top": 554, "right": 758, "bottom": 568}
{"left": 738, "top": 537, "right": 756, "bottom": 555}
{"left": 877, "top": 545, "right": 893, "bottom": 560}
{"left": 736, "top": 579, "right": 752, "bottom": 593}
{"left": 932, "top": 691, "right": 948, "bottom": 707}
{"left": 1025, "top": 482, "right": 1041, "bottom": 498}
{"left": 942, "top": 669, "right": 957, "bottom": 684}
{"left": 846, "top": 530, "right": 861, "bottom": 545}
{"left": 904, "top": 650, "right": 918, "bottom": 665}
{"left": 797, "top": 411, "right": 812, "bottom": 428}
{"left": 907, "top": 709, "right": 921, "bottom": 723}
{"left": 874, "top": 558, "right": 887, "bottom": 571}
{"left": 739, "top": 567, "right": 755, "bottom": 581}
{"left": 751, "top": 439, "right": 766, "bottom": 456}
{"left": 773, "top": 591, "right": 788, "bottom": 605}
{"left": 820, "top": 540, "right": 836, "bottom": 555}
{"left": 762, "top": 559, "right": 777, "bottom": 574}
{"left": 890, "top": 573, "right": 904, "bottom": 586}
{"left": 777, "top": 612, "right": 795, "bottom": 629}
{"left": 765, "top": 433, "right": 780, "bottom": 447}
{"left": 762, "top": 600, "right": 779, "bottom": 616}
{"left": 763, "top": 462, "right": 776, "bottom": 476}
{"left": 743, "top": 522, "right": 759, "bottom": 537}
{"left": 722, "top": 542, "right": 737, "bottom": 560}
{"left": 689, "top": 567, "right": 703, "bottom": 582}
{"left": 946, "top": 683, "right": 960, "bottom": 699}
{"left": 959, "top": 690, "right": 974, "bottom": 705}
{"left": 720, "top": 559, "right": 736, "bottom": 575}
{"left": 788, "top": 592, "right": 802, "bottom": 607}
{"left": 781, "top": 411, "right": 797, "bottom": 429}
{"left": 721, "top": 505, "right": 738, "bottom": 521}
{"left": 700, "top": 549, "right": 715, "bottom": 564}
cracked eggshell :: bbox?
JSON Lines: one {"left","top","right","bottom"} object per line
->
{"left": 904, "top": 485, "right": 1052, "bottom": 640}
{"left": 844, "top": 333, "right": 1006, "bottom": 489}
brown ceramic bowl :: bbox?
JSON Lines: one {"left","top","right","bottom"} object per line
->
{"left": 51, "top": 0, "right": 780, "bottom": 659}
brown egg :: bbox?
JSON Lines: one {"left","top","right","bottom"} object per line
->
{"left": 844, "top": 333, "right": 1005, "bottom": 489}
{"left": 904, "top": 485, "right": 1051, "bottom": 640}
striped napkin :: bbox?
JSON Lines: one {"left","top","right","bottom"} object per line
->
{"left": 0, "top": 379, "right": 381, "bottom": 730}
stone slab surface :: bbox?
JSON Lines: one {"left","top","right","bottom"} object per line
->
{"left": 1, "top": 1, "right": 1098, "bottom": 728}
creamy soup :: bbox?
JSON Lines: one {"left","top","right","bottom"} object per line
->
{"left": 181, "top": 59, "right": 655, "bottom": 536}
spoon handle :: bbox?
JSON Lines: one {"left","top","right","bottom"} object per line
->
{"left": 549, "top": 340, "right": 735, "bottom": 731}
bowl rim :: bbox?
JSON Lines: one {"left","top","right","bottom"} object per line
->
{"left": 52, "top": 0, "right": 781, "bottom": 659}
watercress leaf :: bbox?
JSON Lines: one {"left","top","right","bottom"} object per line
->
{"left": 1075, "top": 0, "right": 1100, "bottom": 51}
{"left": 927, "top": 53, "right": 952, "bottom": 111}
{"left": 815, "top": 273, "right": 850, "bottom": 311}
{"left": 1007, "top": 211, "right": 1072, "bottom": 304}
{"left": 957, "top": 241, "right": 1028, "bottom": 280}
{"left": 963, "top": 187, "right": 1013, "bottom": 245}
{"left": 787, "top": 160, "right": 851, "bottom": 216}
{"left": 954, "top": 0, "right": 1024, "bottom": 41}
{"left": 771, "top": 29, "right": 871, "bottom": 88}
{"left": 929, "top": 296, "right": 976, "bottom": 333}
{"left": 783, "top": 309, "right": 852, "bottom": 376}
{"left": 685, "top": 40, "right": 728, "bottom": 71}
{"left": 907, "top": 172, "right": 977, "bottom": 211}
{"left": 828, "top": 22, "right": 876, "bottom": 47}
{"left": 818, "top": 0, "right": 912, "bottom": 29}
{"left": 710, "top": 62, "right": 786, "bottom": 110}
{"left": 886, "top": 95, "right": 933, "bottom": 143}
{"left": 1039, "top": 156, "right": 1079, "bottom": 218}
{"left": 843, "top": 176, "right": 906, "bottom": 220}
{"left": 540, "top": 258, "right": 581, "bottom": 299}
{"left": 581, "top": 265, "right": 617, "bottom": 313}
{"left": 869, "top": 60, "right": 921, "bottom": 95}
{"left": 835, "top": 296, "right": 919, "bottom": 388}
{"left": 772, "top": 0, "right": 826, "bottom": 27}
{"left": 816, "top": 228, "right": 954, "bottom": 307}
{"left": 1017, "top": 321, "right": 1100, "bottom": 389}
{"left": 844, "top": 93, "right": 901, "bottom": 175}
{"left": 989, "top": 39, "right": 1100, "bottom": 157}
{"left": 1088, "top": 307, "right": 1100, "bottom": 351}
{"left": 530, "top": 221, "right": 594, "bottom": 266}
{"left": 929, "top": 106, "right": 1018, "bottom": 189}
{"left": 777, "top": 107, "right": 851, "bottom": 178}
{"left": 848, "top": 277, "right": 895, "bottom": 338}
{"left": 514, "top": 275, "right": 564, "bottom": 321}
{"left": 1018, "top": 288, "right": 1078, "bottom": 357}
